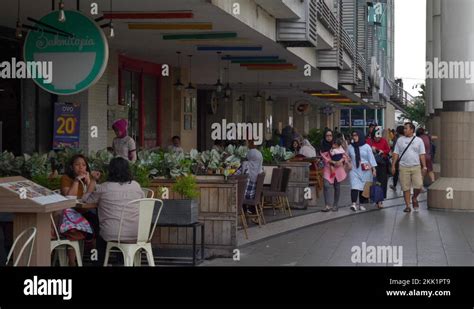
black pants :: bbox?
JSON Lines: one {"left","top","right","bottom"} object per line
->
{"left": 351, "top": 190, "right": 369, "bottom": 204}
{"left": 376, "top": 162, "right": 388, "bottom": 199}
{"left": 95, "top": 234, "right": 124, "bottom": 266}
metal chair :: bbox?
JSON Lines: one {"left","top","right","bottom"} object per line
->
{"left": 142, "top": 188, "right": 155, "bottom": 198}
{"left": 50, "top": 213, "right": 83, "bottom": 267}
{"left": 242, "top": 173, "right": 266, "bottom": 227}
{"left": 103, "top": 198, "right": 164, "bottom": 267}
{"left": 6, "top": 227, "right": 37, "bottom": 267}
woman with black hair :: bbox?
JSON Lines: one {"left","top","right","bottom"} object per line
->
{"left": 59, "top": 154, "right": 100, "bottom": 266}
{"left": 82, "top": 157, "right": 145, "bottom": 265}
{"left": 347, "top": 130, "right": 377, "bottom": 211}
{"left": 320, "top": 129, "right": 348, "bottom": 212}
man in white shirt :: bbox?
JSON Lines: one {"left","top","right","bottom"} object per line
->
{"left": 391, "top": 122, "right": 427, "bottom": 213}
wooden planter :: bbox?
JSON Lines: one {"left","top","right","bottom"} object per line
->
{"left": 148, "top": 176, "right": 237, "bottom": 258}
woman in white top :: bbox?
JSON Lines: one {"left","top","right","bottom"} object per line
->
{"left": 112, "top": 119, "right": 137, "bottom": 162}
{"left": 299, "top": 139, "right": 317, "bottom": 158}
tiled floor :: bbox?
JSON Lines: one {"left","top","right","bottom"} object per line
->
{"left": 203, "top": 196, "right": 474, "bottom": 267}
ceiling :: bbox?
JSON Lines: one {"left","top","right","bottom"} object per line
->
{"left": 1, "top": 0, "right": 342, "bottom": 103}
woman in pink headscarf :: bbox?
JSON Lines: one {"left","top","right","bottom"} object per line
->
{"left": 112, "top": 119, "right": 137, "bottom": 162}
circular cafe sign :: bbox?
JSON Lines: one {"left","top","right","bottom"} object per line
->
{"left": 24, "top": 10, "right": 109, "bottom": 95}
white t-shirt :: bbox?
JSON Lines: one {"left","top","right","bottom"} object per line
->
{"left": 394, "top": 136, "right": 426, "bottom": 167}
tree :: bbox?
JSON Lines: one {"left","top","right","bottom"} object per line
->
{"left": 397, "top": 84, "right": 428, "bottom": 126}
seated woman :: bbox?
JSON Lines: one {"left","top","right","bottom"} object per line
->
{"left": 59, "top": 154, "right": 100, "bottom": 266}
{"left": 82, "top": 157, "right": 145, "bottom": 265}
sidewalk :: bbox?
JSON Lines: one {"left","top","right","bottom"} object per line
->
{"left": 239, "top": 177, "right": 411, "bottom": 246}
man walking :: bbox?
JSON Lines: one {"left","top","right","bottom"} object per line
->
{"left": 391, "top": 123, "right": 427, "bottom": 212}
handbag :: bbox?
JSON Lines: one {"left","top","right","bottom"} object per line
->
{"left": 370, "top": 177, "right": 384, "bottom": 203}
{"left": 361, "top": 163, "right": 371, "bottom": 171}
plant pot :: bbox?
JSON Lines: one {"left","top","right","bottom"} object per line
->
{"left": 158, "top": 199, "right": 198, "bottom": 225}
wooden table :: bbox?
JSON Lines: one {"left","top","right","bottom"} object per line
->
{"left": 0, "top": 176, "right": 76, "bottom": 266}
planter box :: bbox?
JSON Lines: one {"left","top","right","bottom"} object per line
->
{"left": 158, "top": 199, "right": 198, "bottom": 225}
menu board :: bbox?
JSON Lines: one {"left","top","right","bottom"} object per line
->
{"left": 0, "top": 180, "right": 67, "bottom": 205}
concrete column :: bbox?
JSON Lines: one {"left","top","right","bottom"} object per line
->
{"left": 428, "top": 0, "right": 474, "bottom": 211}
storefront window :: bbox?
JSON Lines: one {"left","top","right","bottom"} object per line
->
{"left": 143, "top": 74, "right": 158, "bottom": 147}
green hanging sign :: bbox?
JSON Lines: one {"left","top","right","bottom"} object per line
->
{"left": 24, "top": 10, "right": 109, "bottom": 95}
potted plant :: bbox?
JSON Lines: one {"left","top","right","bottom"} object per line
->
{"left": 158, "top": 174, "right": 200, "bottom": 225}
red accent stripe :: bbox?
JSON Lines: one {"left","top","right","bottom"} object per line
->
{"left": 103, "top": 12, "right": 194, "bottom": 19}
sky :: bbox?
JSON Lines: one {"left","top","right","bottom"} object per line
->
{"left": 394, "top": 0, "right": 426, "bottom": 97}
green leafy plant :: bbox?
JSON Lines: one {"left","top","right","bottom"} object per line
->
{"left": 261, "top": 147, "right": 273, "bottom": 165}
{"left": 131, "top": 163, "right": 151, "bottom": 188}
{"left": 308, "top": 128, "right": 324, "bottom": 153}
{"left": 172, "top": 175, "right": 200, "bottom": 199}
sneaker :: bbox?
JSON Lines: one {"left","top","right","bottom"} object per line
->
{"left": 350, "top": 204, "right": 357, "bottom": 212}
{"left": 359, "top": 205, "right": 366, "bottom": 211}
{"left": 332, "top": 206, "right": 338, "bottom": 212}
{"left": 390, "top": 185, "right": 396, "bottom": 191}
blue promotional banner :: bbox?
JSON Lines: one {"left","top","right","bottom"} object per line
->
{"left": 53, "top": 102, "right": 81, "bottom": 149}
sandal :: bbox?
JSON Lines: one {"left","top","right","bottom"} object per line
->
{"left": 403, "top": 207, "right": 412, "bottom": 213}
{"left": 376, "top": 203, "right": 384, "bottom": 209}
{"left": 412, "top": 198, "right": 419, "bottom": 211}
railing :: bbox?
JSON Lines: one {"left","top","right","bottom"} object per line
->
{"left": 317, "top": 0, "right": 337, "bottom": 34}
{"left": 387, "top": 79, "right": 415, "bottom": 108}
{"left": 340, "top": 27, "right": 356, "bottom": 59}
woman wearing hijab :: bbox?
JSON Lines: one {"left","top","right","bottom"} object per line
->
{"left": 234, "top": 140, "right": 264, "bottom": 216}
{"left": 112, "top": 119, "right": 137, "bottom": 163}
{"left": 367, "top": 126, "right": 391, "bottom": 208}
{"left": 299, "top": 139, "right": 317, "bottom": 158}
{"left": 347, "top": 130, "right": 377, "bottom": 211}
{"left": 320, "top": 129, "right": 348, "bottom": 212}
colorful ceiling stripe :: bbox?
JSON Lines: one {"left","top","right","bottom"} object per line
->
{"left": 103, "top": 11, "right": 194, "bottom": 19}
{"left": 197, "top": 46, "right": 263, "bottom": 51}
{"left": 177, "top": 39, "right": 252, "bottom": 45}
{"left": 163, "top": 32, "right": 237, "bottom": 40}
{"left": 221, "top": 56, "right": 279, "bottom": 60}
{"left": 240, "top": 63, "right": 295, "bottom": 68}
{"left": 247, "top": 66, "right": 297, "bottom": 71}
{"left": 231, "top": 59, "right": 286, "bottom": 64}
{"left": 128, "top": 23, "right": 212, "bottom": 30}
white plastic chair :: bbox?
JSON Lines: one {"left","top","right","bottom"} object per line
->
{"left": 103, "top": 198, "right": 164, "bottom": 267}
{"left": 142, "top": 188, "right": 155, "bottom": 198}
{"left": 6, "top": 227, "right": 37, "bottom": 266}
{"left": 50, "top": 213, "right": 83, "bottom": 267}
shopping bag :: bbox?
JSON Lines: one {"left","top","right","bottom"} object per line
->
{"left": 370, "top": 177, "right": 384, "bottom": 203}
{"left": 362, "top": 181, "right": 373, "bottom": 198}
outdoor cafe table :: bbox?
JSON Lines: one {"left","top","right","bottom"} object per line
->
{"left": 0, "top": 176, "right": 76, "bottom": 266}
